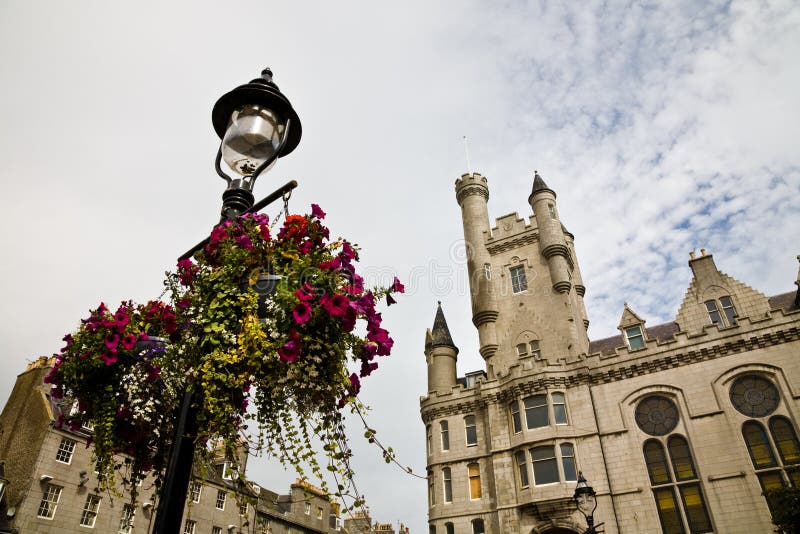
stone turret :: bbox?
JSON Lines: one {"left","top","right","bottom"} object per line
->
{"left": 529, "top": 171, "right": 572, "bottom": 293}
{"left": 425, "top": 302, "right": 458, "bottom": 393}
{"left": 455, "top": 172, "right": 499, "bottom": 363}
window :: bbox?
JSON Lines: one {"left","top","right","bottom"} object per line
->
{"left": 190, "top": 481, "right": 202, "bottom": 503}
{"left": 510, "top": 265, "right": 527, "bottom": 293}
{"left": 440, "top": 421, "right": 450, "bottom": 451}
{"left": 484, "top": 264, "right": 491, "bottom": 280}
{"left": 443, "top": 467, "right": 452, "bottom": 502}
{"left": 705, "top": 296, "right": 737, "bottom": 327}
{"left": 56, "top": 437, "right": 77, "bottom": 464}
{"left": 468, "top": 463, "right": 482, "bottom": 499}
{"left": 465, "top": 415, "right": 477, "bottom": 446}
{"left": 215, "top": 489, "right": 226, "bottom": 510}
{"left": 426, "top": 425, "right": 432, "bottom": 456}
{"left": 183, "top": 519, "right": 196, "bottom": 534}
{"left": 304, "top": 502, "right": 311, "bottom": 515}
{"left": 428, "top": 469, "right": 435, "bottom": 506}
{"left": 429, "top": 527, "right": 436, "bottom": 534}
{"left": 510, "top": 402, "right": 522, "bottom": 433}
{"left": 552, "top": 392, "right": 568, "bottom": 425}
{"left": 636, "top": 396, "right": 679, "bottom": 436}
{"left": 515, "top": 450, "right": 529, "bottom": 487}
{"left": 517, "top": 341, "right": 541, "bottom": 359}
{"left": 37, "top": 483, "right": 62, "bottom": 519}
{"left": 561, "top": 443, "right": 577, "bottom": 481}
{"left": 471, "top": 518, "right": 485, "bottom": 534}
{"left": 118, "top": 504, "right": 135, "bottom": 534}
{"left": 524, "top": 395, "right": 548, "bottom": 429}
{"left": 317, "top": 506, "right": 323, "bottom": 519}
{"left": 548, "top": 204, "right": 556, "bottom": 219}
{"left": 80, "top": 494, "right": 101, "bottom": 527}
{"left": 445, "top": 523, "right": 455, "bottom": 534}
{"left": 742, "top": 418, "right": 800, "bottom": 493}
{"left": 643, "top": 437, "right": 712, "bottom": 533}
{"left": 531, "top": 446, "right": 559, "bottom": 484}
{"left": 625, "top": 325, "right": 645, "bottom": 350}
{"left": 240, "top": 502, "right": 248, "bottom": 516}
{"left": 212, "top": 528, "right": 222, "bottom": 534}
{"left": 526, "top": 443, "right": 577, "bottom": 485}
{"left": 730, "top": 375, "right": 779, "bottom": 417}
{"left": 222, "top": 460, "right": 236, "bottom": 480}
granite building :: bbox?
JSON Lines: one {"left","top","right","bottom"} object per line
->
{"left": 0, "top": 357, "right": 342, "bottom": 534}
{"left": 421, "top": 172, "right": 799, "bottom": 533}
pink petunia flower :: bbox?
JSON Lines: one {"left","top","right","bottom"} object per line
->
{"left": 278, "top": 330, "right": 301, "bottom": 363}
{"left": 391, "top": 276, "right": 405, "bottom": 293}
{"left": 321, "top": 293, "right": 350, "bottom": 317}
{"left": 292, "top": 302, "right": 312, "bottom": 325}
{"left": 121, "top": 334, "right": 137, "bottom": 350}
{"left": 101, "top": 351, "right": 118, "bottom": 366}
{"left": 311, "top": 204, "right": 326, "bottom": 219}
{"left": 234, "top": 234, "right": 253, "bottom": 250}
{"left": 105, "top": 333, "right": 120, "bottom": 350}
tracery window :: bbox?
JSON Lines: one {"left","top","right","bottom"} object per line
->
{"left": 636, "top": 396, "right": 679, "bottom": 436}
{"left": 705, "top": 295, "right": 737, "bottom": 327}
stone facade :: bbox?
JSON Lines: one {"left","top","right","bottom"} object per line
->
{"left": 0, "top": 359, "right": 341, "bottom": 534}
{"left": 421, "top": 172, "right": 800, "bottom": 534}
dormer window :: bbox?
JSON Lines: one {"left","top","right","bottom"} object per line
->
{"left": 625, "top": 325, "right": 645, "bottom": 350}
{"left": 705, "top": 296, "right": 737, "bottom": 327}
{"left": 510, "top": 266, "right": 527, "bottom": 293}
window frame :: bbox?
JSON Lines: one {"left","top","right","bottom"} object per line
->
{"left": 118, "top": 504, "right": 135, "bottom": 534}
{"left": 79, "top": 494, "right": 101, "bottom": 528}
{"left": 471, "top": 518, "right": 485, "bottom": 534}
{"left": 510, "top": 265, "right": 528, "bottom": 293}
{"left": 510, "top": 401, "right": 522, "bottom": 434}
{"left": 215, "top": 489, "right": 226, "bottom": 511}
{"left": 467, "top": 462, "right": 482, "bottom": 499}
{"left": 705, "top": 295, "right": 738, "bottom": 327}
{"left": 465, "top": 415, "right": 478, "bottom": 446}
{"left": 37, "top": 483, "right": 62, "bottom": 519}
{"left": 189, "top": 481, "right": 202, "bottom": 503}
{"left": 624, "top": 325, "right": 645, "bottom": 350}
{"left": 442, "top": 467, "right": 453, "bottom": 503}
{"left": 530, "top": 445, "right": 559, "bottom": 485}
{"left": 524, "top": 394, "right": 548, "bottom": 429}
{"left": 183, "top": 519, "right": 196, "bottom": 534}
{"left": 440, "top": 421, "right": 450, "bottom": 451}
{"left": 55, "top": 437, "right": 77, "bottom": 464}
{"left": 515, "top": 450, "right": 529, "bottom": 488}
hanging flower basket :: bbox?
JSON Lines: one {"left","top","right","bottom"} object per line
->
{"left": 48, "top": 204, "right": 403, "bottom": 506}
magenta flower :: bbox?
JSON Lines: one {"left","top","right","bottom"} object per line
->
{"left": 295, "top": 283, "right": 315, "bottom": 302}
{"left": 341, "top": 241, "right": 356, "bottom": 260}
{"left": 292, "top": 302, "right": 312, "bottom": 325}
{"left": 210, "top": 226, "right": 227, "bottom": 245}
{"left": 297, "top": 240, "right": 313, "bottom": 255}
{"left": 121, "top": 334, "right": 137, "bottom": 350}
{"left": 360, "top": 360, "right": 379, "bottom": 378}
{"left": 391, "top": 277, "right": 405, "bottom": 293}
{"left": 278, "top": 330, "right": 301, "bottom": 363}
{"left": 177, "top": 297, "right": 191, "bottom": 310}
{"left": 104, "top": 333, "right": 120, "bottom": 350}
{"left": 234, "top": 234, "right": 253, "bottom": 250}
{"left": 311, "top": 203, "right": 326, "bottom": 219}
{"left": 100, "top": 351, "right": 118, "bottom": 366}
{"left": 259, "top": 224, "right": 271, "bottom": 241}
{"left": 341, "top": 307, "right": 357, "bottom": 333}
{"left": 319, "top": 257, "right": 341, "bottom": 271}
{"left": 177, "top": 258, "right": 198, "bottom": 286}
{"left": 321, "top": 293, "right": 350, "bottom": 317}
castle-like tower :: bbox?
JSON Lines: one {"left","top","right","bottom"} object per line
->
{"left": 421, "top": 172, "right": 800, "bottom": 534}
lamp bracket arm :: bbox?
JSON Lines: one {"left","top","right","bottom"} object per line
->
{"left": 214, "top": 147, "right": 233, "bottom": 185}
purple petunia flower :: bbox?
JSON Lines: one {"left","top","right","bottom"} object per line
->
{"left": 391, "top": 276, "right": 405, "bottom": 293}
{"left": 311, "top": 204, "right": 326, "bottom": 219}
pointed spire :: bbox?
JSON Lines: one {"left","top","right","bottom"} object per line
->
{"left": 431, "top": 301, "right": 458, "bottom": 350}
{"left": 531, "top": 170, "right": 556, "bottom": 198}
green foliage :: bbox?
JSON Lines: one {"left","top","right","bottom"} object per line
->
{"left": 764, "top": 485, "right": 800, "bottom": 534}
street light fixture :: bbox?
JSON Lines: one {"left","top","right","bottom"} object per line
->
{"left": 212, "top": 68, "right": 302, "bottom": 219}
{"left": 574, "top": 471, "right": 598, "bottom": 534}
{"left": 153, "top": 68, "right": 302, "bottom": 534}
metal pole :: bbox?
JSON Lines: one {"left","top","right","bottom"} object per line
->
{"left": 152, "top": 181, "right": 294, "bottom": 533}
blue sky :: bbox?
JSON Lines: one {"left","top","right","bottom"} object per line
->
{"left": 1, "top": 1, "right": 798, "bottom": 531}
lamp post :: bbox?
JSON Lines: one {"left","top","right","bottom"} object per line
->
{"left": 573, "top": 472, "right": 598, "bottom": 534}
{"left": 152, "top": 68, "right": 302, "bottom": 534}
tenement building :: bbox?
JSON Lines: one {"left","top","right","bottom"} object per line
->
{"left": 0, "top": 357, "right": 347, "bottom": 534}
{"left": 420, "top": 171, "right": 800, "bottom": 534}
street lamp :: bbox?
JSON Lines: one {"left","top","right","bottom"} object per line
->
{"left": 153, "top": 68, "right": 302, "bottom": 534}
{"left": 574, "top": 472, "right": 598, "bottom": 534}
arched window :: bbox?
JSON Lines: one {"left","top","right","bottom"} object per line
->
{"left": 637, "top": 395, "right": 712, "bottom": 534}
{"left": 705, "top": 296, "right": 737, "bottom": 327}
{"left": 442, "top": 467, "right": 452, "bottom": 503}
{"left": 426, "top": 425, "right": 432, "bottom": 456}
{"left": 471, "top": 518, "right": 485, "bottom": 534}
{"left": 444, "top": 523, "right": 454, "bottom": 534}
{"left": 769, "top": 416, "right": 800, "bottom": 478}
{"left": 467, "top": 463, "right": 481, "bottom": 499}
{"left": 440, "top": 421, "right": 450, "bottom": 451}
{"left": 524, "top": 395, "right": 548, "bottom": 429}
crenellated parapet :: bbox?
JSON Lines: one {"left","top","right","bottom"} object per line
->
{"left": 455, "top": 173, "right": 490, "bottom": 205}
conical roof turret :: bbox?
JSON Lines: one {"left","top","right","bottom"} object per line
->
{"left": 529, "top": 170, "right": 556, "bottom": 201}
{"left": 430, "top": 301, "right": 458, "bottom": 352}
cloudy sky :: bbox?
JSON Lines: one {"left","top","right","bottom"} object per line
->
{"left": 1, "top": 0, "right": 798, "bottom": 531}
